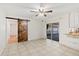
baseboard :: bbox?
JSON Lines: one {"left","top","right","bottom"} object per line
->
{"left": 28, "top": 38, "right": 46, "bottom": 41}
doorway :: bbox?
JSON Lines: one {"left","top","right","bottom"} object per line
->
{"left": 6, "top": 17, "right": 28, "bottom": 43}
{"left": 7, "top": 19, "right": 18, "bottom": 44}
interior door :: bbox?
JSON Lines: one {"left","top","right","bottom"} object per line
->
{"left": 18, "top": 20, "right": 28, "bottom": 42}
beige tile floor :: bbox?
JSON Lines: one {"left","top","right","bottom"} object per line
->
{"left": 1, "top": 39, "right": 79, "bottom": 56}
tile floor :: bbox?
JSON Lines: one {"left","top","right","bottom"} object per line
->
{"left": 1, "top": 39, "right": 79, "bottom": 56}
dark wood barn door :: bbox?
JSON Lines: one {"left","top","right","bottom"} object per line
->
{"left": 18, "top": 20, "right": 28, "bottom": 42}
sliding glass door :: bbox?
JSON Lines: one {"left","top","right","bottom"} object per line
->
{"left": 46, "top": 23, "right": 59, "bottom": 41}
{"left": 52, "top": 23, "right": 59, "bottom": 41}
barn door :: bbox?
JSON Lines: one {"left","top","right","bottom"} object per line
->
{"left": 18, "top": 20, "right": 28, "bottom": 42}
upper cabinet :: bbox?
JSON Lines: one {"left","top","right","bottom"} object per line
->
{"left": 69, "top": 12, "right": 79, "bottom": 28}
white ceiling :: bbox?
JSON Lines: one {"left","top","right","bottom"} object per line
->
{"left": 0, "top": 3, "right": 64, "bottom": 9}
{"left": 0, "top": 3, "right": 79, "bottom": 19}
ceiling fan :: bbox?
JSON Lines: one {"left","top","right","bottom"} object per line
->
{"left": 30, "top": 3, "right": 53, "bottom": 17}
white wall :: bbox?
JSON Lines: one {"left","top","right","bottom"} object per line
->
{"left": 28, "top": 19, "right": 44, "bottom": 40}
{"left": 45, "top": 11, "right": 79, "bottom": 51}
{"left": 0, "top": 9, "right": 7, "bottom": 55}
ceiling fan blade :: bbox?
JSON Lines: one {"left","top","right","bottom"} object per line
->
{"left": 39, "top": 9, "right": 41, "bottom": 12}
{"left": 45, "top": 10, "right": 53, "bottom": 13}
